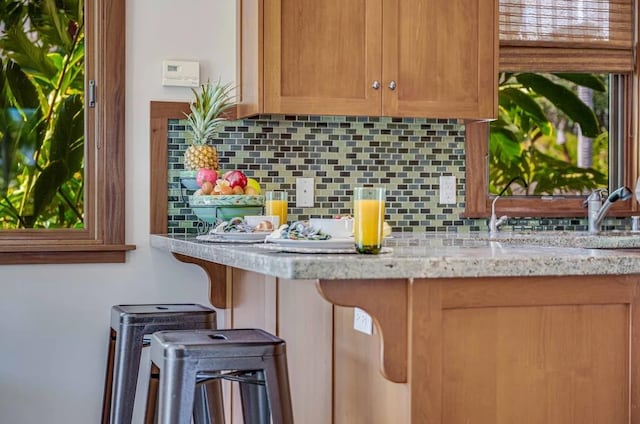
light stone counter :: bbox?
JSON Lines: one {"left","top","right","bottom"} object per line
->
{"left": 151, "top": 232, "right": 640, "bottom": 422}
{"left": 150, "top": 232, "right": 640, "bottom": 280}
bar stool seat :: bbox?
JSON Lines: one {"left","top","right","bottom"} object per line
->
{"left": 101, "top": 303, "right": 223, "bottom": 424}
{"left": 151, "top": 328, "right": 294, "bottom": 424}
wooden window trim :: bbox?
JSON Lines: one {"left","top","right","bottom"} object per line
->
{"left": 463, "top": 115, "right": 639, "bottom": 218}
{"left": 464, "top": 1, "right": 640, "bottom": 220}
{"left": 0, "top": 0, "right": 135, "bottom": 264}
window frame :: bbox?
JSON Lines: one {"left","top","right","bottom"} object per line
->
{"left": 0, "top": 0, "right": 134, "bottom": 264}
{"left": 464, "top": 75, "right": 639, "bottom": 218}
{"left": 464, "top": 2, "right": 640, "bottom": 219}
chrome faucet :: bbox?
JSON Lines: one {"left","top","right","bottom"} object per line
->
{"left": 489, "top": 176, "right": 528, "bottom": 235}
{"left": 584, "top": 186, "right": 632, "bottom": 234}
{"left": 489, "top": 196, "right": 508, "bottom": 235}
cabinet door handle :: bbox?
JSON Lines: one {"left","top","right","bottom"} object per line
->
{"left": 372, "top": 80, "right": 380, "bottom": 90}
{"left": 388, "top": 80, "right": 397, "bottom": 90}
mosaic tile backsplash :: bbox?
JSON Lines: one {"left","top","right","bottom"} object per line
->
{"left": 166, "top": 114, "right": 623, "bottom": 235}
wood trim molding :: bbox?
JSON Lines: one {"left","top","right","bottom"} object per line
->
{"left": 149, "top": 101, "right": 238, "bottom": 235}
{"left": 150, "top": 101, "right": 191, "bottom": 235}
{"left": 316, "top": 278, "right": 408, "bottom": 383}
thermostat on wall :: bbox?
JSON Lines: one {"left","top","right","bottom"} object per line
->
{"left": 162, "top": 60, "right": 200, "bottom": 87}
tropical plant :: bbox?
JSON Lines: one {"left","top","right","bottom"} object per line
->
{"left": 183, "top": 79, "right": 235, "bottom": 171}
{"left": 489, "top": 72, "right": 608, "bottom": 196}
{"left": 0, "top": 0, "right": 85, "bottom": 229}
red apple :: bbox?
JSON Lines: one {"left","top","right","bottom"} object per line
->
{"left": 196, "top": 168, "right": 219, "bottom": 187}
{"left": 223, "top": 170, "right": 248, "bottom": 188}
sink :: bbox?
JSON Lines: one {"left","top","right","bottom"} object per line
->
{"left": 483, "top": 230, "right": 640, "bottom": 249}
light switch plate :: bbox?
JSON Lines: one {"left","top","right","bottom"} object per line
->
{"left": 439, "top": 175, "right": 457, "bottom": 204}
{"left": 353, "top": 307, "right": 373, "bottom": 335}
{"left": 296, "top": 177, "right": 314, "bottom": 207}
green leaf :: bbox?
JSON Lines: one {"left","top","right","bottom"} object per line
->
{"left": 0, "top": 26, "right": 59, "bottom": 80}
{"left": 5, "top": 60, "right": 39, "bottom": 109}
{"left": 553, "top": 73, "right": 606, "bottom": 92}
{"left": 31, "top": 0, "right": 73, "bottom": 50}
{"left": 32, "top": 160, "right": 68, "bottom": 219}
{"left": 516, "top": 73, "right": 601, "bottom": 137}
{"left": 500, "top": 87, "right": 547, "bottom": 122}
{"left": 50, "top": 94, "right": 83, "bottom": 172}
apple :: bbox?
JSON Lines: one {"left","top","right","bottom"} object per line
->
{"left": 245, "top": 178, "right": 261, "bottom": 194}
{"left": 196, "top": 168, "right": 219, "bottom": 187}
{"left": 223, "top": 170, "right": 248, "bottom": 189}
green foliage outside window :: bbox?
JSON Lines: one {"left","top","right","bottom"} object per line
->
{"left": 489, "top": 72, "right": 609, "bottom": 196}
{"left": 0, "top": 0, "right": 84, "bottom": 229}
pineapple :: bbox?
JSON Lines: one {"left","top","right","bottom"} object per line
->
{"left": 183, "top": 80, "right": 235, "bottom": 170}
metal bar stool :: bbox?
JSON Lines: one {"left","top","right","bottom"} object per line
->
{"left": 100, "top": 304, "right": 224, "bottom": 424}
{"left": 150, "top": 328, "right": 294, "bottom": 424}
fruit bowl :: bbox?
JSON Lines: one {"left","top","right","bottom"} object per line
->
{"left": 179, "top": 170, "right": 200, "bottom": 191}
{"left": 189, "top": 195, "right": 264, "bottom": 222}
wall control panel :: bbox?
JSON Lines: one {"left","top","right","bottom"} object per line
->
{"left": 162, "top": 60, "right": 200, "bottom": 87}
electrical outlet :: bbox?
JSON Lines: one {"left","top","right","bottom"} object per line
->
{"left": 439, "top": 175, "right": 456, "bottom": 204}
{"left": 296, "top": 177, "right": 314, "bottom": 207}
{"left": 353, "top": 307, "right": 373, "bottom": 335}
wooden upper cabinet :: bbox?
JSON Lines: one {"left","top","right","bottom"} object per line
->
{"left": 237, "top": 0, "right": 497, "bottom": 120}
{"left": 382, "top": 0, "right": 497, "bottom": 119}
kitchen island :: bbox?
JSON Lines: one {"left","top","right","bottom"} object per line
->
{"left": 151, "top": 233, "right": 640, "bottom": 423}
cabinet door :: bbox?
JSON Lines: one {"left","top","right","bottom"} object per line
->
{"left": 382, "top": 0, "right": 497, "bottom": 119}
{"left": 264, "top": 0, "right": 382, "bottom": 116}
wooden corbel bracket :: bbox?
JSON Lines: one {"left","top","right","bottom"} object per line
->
{"left": 316, "top": 278, "right": 408, "bottom": 383}
{"left": 172, "top": 253, "right": 228, "bottom": 309}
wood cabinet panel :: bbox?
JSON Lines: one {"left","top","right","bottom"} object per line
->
{"left": 263, "top": 0, "right": 382, "bottom": 116}
{"left": 229, "top": 272, "right": 333, "bottom": 423}
{"left": 279, "top": 279, "right": 334, "bottom": 424}
{"left": 443, "top": 305, "right": 628, "bottom": 423}
{"left": 383, "top": 0, "right": 497, "bottom": 118}
{"left": 412, "top": 275, "right": 639, "bottom": 424}
{"left": 333, "top": 306, "right": 409, "bottom": 424}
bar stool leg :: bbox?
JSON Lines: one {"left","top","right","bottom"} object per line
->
{"left": 111, "top": 324, "right": 147, "bottom": 424}
{"left": 157, "top": 359, "right": 198, "bottom": 424}
{"left": 192, "top": 381, "right": 225, "bottom": 424}
{"left": 263, "top": 355, "right": 294, "bottom": 424}
{"left": 101, "top": 330, "right": 117, "bottom": 424}
{"left": 239, "top": 370, "right": 270, "bottom": 424}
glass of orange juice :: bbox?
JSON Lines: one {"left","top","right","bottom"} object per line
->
{"left": 265, "top": 191, "right": 288, "bottom": 226}
{"left": 353, "top": 187, "right": 385, "bottom": 254}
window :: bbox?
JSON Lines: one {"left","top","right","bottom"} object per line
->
{"left": 0, "top": 0, "right": 132, "bottom": 264}
{"left": 465, "top": 0, "right": 637, "bottom": 218}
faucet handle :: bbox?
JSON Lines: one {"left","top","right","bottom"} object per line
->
{"left": 583, "top": 189, "right": 606, "bottom": 208}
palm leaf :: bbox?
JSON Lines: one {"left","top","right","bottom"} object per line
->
{"left": 32, "top": 159, "right": 68, "bottom": 221}
{"left": 0, "top": 27, "right": 59, "bottom": 81}
{"left": 516, "top": 73, "right": 600, "bottom": 137}
{"left": 50, "top": 94, "right": 84, "bottom": 180}
{"left": 500, "top": 87, "right": 547, "bottom": 122}
{"left": 553, "top": 73, "right": 606, "bottom": 92}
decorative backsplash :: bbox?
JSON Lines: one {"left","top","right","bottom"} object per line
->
{"left": 166, "top": 114, "right": 623, "bottom": 235}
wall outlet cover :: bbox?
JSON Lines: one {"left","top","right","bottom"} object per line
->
{"left": 296, "top": 177, "right": 314, "bottom": 207}
{"left": 439, "top": 175, "right": 457, "bottom": 205}
{"left": 353, "top": 307, "right": 373, "bottom": 335}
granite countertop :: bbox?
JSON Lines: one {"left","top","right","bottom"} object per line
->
{"left": 151, "top": 232, "right": 640, "bottom": 280}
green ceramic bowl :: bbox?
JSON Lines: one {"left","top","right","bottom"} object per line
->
{"left": 189, "top": 195, "right": 264, "bottom": 223}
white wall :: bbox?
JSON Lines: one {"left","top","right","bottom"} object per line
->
{"left": 0, "top": 1, "right": 236, "bottom": 422}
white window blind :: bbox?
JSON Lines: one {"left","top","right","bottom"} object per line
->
{"left": 499, "top": 0, "right": 635, "bottom": 72}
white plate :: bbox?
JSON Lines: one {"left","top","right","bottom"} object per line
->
{"left": 266, "top": 237, "right": 355, "bottom": 249}
{"left": 256, "top": 244, "right": 393, "bottom": 254}
{"left": 202, "top": 232, "right": 269, "bottom": 241}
